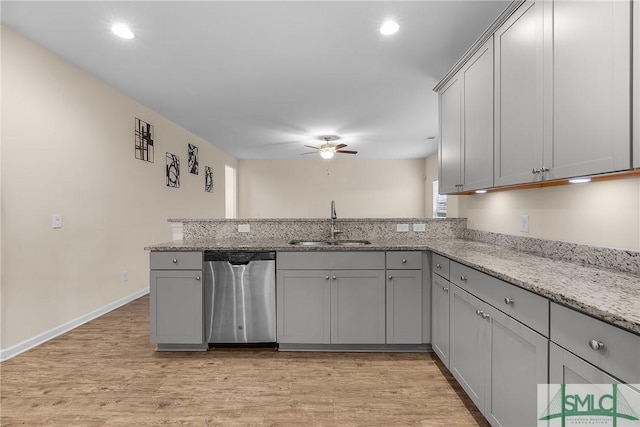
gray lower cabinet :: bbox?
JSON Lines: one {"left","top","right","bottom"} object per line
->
{"left": 386, "top": 269, "right": 422, "bottom": 344}
{"left": 431, "top": 272, "right": 450, "bottom": 367}
{"left": 331, "top": 270, "right": 386, "bottom": 344}
{"left": 549, "top": 342, "right": 618, "bottom": 385}
{"left": 276, "top": 269, "right": 331, "bottom": 344}
{"left": 150, "top": 269, "right": 203, "bottom": 344}
{"left": 450, "top": 284, "right": 548, "bottom": 427}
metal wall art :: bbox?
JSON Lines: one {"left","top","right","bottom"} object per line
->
{"left": 205, "top": 166, "right": 213, "bottom": 193}
{"left": 134, "top": 118, "right": 154, "bottom": 162}
{"left": 166, "top": 153, "right": 180, "bottom": 188}
{"left": 188, "top": 143, "right": 199, "bottom": 174}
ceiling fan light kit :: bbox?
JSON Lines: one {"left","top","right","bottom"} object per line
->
{"left": 301, "top": 135, "right": 358, "bottom": 159}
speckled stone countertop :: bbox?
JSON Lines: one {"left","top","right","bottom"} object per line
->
{"left": 145, "top": 237, "right": 640, "bottom": 336}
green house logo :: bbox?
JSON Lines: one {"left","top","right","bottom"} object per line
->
{"left": 539, "top": 384, "right": 640, "bottom": 426}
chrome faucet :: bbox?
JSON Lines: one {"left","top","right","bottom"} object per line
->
{"left": 330, "top": 200, "right": 342, "bottom": 240}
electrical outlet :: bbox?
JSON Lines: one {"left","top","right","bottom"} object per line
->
{"left": 122, "top": 271, "right": 128, "bottom": 282}
{"left": 396, "top": 224, "right": 409, "bottom": 232}
{"left": 52, "top": 214, "right": 62, "bottom": 229}
{"left": 238, "top": 224, "right": 251, "bottom": 233}
{"left": 413, "top": 223, "right": 426, "bottom": 232}
{"left": 519, "top": 215, "right": 529, "bottom": 233}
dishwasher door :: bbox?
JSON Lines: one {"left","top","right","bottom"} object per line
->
{"left": 204, "top": 252, "right": 276, "bottom": 343}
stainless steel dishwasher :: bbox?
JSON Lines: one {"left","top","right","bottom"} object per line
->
{"left": 203, "top": 251, "right": 276, "bottom": 344}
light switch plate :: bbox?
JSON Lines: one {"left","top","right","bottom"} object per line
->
{"left": 238, "top": 224, "right": 251, "bottom": 233}
{"left": 52, "top": 214, "right": 62, "bottom": 229}
{"left": 396, "top": 224, "right": 409, "bottom": 232}
{"left": 413, "top": 223, "right": 426, "bottom": 232}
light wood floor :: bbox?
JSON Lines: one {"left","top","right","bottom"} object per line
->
{"left": 1, "top": 295, "right": 488, "bottom": 426}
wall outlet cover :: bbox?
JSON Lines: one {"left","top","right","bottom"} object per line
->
{"left": 519, "top": 215, "right": 529, "bottom": 233}
{"left": 238, "top": 224, "right": 251, "bottom": 233}
{"left": 396, "top": 224, "right": 409, "bottom": 232}
{"left": 413, "top": 223, "right": 426, "bottom": 232}
{"left": 52, "top": 214, "right": 62, "bottom": 229}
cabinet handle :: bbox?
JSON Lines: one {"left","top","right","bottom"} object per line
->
{"left": 540, "top": 166, "right": 550, "bottom": 173}
{"left": 436, "top": 263, "right": 442, "bottom": 269}
{"left": 195, "top": 276, "right": 201, "bottom": 281}
{"left": 332, "top": 275, "right": 337, "bottom": 280}
{"left": 532, "top": 168, "right": 541, "bottom": 174}
{"left": 388, "top": 275, "right": 393, "bottom": 280}
{"left": 325, "top": 275, "right": 330, "bottom": 280}
{"left": 504, "top": 297, "right": 514, "bottom": 305}
{"left": 588, "top": 339, "right": 605, "bottom": 351}
{"left": 443, "top": 287, "right": 449, "bottom": 293}
{"left": 460, "top": 275, "right": 467, "bottom": 282}
{"left": 172, "top": 258, "right": 178, "bottom": 263}
{"left": 481, "top": 312, "right": 490, "bottom": 320}
{"left": 402, "top": 258, "right": 407, "bottom": 264}
{"left": 476, "top": 309, "right": 482, "bottom": 316}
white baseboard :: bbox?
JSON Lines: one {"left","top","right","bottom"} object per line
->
{"left": 0, "top": 288, "right": 149, "bottom": 362}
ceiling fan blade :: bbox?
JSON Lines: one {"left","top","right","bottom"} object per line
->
{"left": 336, "top": 150, "right": 358, "bottom": 154}
{"left": 334, "top": 143, "right": 347, "bottom": 150}
{"left": 300, "top": 152, "right": 317, "bottom": 155}
{"left": 304, "top": 145, "right": 320, "bottom": 150}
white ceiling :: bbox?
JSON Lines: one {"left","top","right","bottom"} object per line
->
{"left": 1, "top": 1, "right": 507, "bottom": 159}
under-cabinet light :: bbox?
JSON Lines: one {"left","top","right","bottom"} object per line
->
{"left": 568, "top": 177, "right": 591, "bottom": 184}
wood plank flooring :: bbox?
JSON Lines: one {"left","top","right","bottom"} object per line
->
{"left": 0, "top": 295, "right": 488, "bottom": 426}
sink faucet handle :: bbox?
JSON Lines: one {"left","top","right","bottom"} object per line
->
{"left": 331, "top": 200, "right": 337, "bottom": 220}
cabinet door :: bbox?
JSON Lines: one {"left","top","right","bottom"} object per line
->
{"left": 462, "top": 37, "right": 494, "bottom": 191}
{"left": 276, "top": 270, "right": 331, "bottom": 344}
{"left": 484, "top": 305, "right": 548, "bottom": 427}
{"left": 431, "top": 273, "right": 450, "bottom": 367}
{"left": 494, "top": 0, "right": 545, "bottom": 186}
{"left": 386, "top": 269, "right": 422, "bottom": 344}
{"left": 545, "top": 0, "right": 631, "bottom": 179}
{"left": 331, "top": 270, "right": 386, "bottom": 344}
{"left": 634, "top": 0, "right": 639, "bottom": 169}
{"left": 439, "top": 74, "right": 463, "bottom": 194}
{"left": 549, "top": 342, "right": 618, "bottom": 385}
{"left": 150, "top": 270, "right": 203, "bottom": 344}
{"left": 449, "top": 285, "right": 488, "bottom": 411}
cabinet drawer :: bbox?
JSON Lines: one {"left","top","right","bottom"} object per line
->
{"left": 150, "top": 251, "right": 203, "bottom": 270}
{"left": 432, "top": 253, "right": 450, "bottom": 279}
{"left": 277, "top": 251, "right": 385, "bottom": 270}
{"left": 551, "top": 303, "right": 640, "bottom": 383}
{"left": 451, "top": 261, "right": 549, "bottom": 336}
{"left": 386, "top": 251, "right": 422, "bottom": 270}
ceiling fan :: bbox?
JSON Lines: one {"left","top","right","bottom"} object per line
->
{"left": 301, "top": 135, "right": 358, "bottom": 159}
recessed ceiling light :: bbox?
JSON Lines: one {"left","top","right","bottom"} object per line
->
{"left": 380, "top": 21, "right": 399, "bottom": 36}
{"left": 111, "top": 23, "right": 134, "bottom": 40}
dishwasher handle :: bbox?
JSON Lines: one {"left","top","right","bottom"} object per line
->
{"left": 204, "top": 251, "right": 276, "bottom": 264}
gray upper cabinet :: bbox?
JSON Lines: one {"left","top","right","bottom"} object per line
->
{"left": 545, "top": 0, "right": 631, "bottom": 180}
{"left": 494, "top": 0, "right": 545, "bottom": 186}
{"left": 462, "top": 37, "right": 494, "bottom": 192}
{"left": 439, "top": 74, "right": 463, "bottom": 194}
{"left": 331, "top": 270, "right": 386, "bottom": 344}
{"left": 276, "top": 269, "right": 331, "bottom": 344}
{"left": 439, "top": 37, "right": 494, "bottom": 194}
{"left": 634, "top": 0, "right": 639, "bottom": 169}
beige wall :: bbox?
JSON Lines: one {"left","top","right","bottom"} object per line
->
{"left": 238, "top": 158, "right": 426, "bottom": 218}
{"left": 456, "top": 178, "right": 640, "bottom": 251}
{"left": 0, "top": 26, "right": 237, "bottom": 349}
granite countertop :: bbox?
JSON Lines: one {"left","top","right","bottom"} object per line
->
{"left": 145, "top": 238, "right": 640, "bottom": 336}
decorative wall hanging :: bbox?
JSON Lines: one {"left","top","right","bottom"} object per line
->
{"left": 205, "top": 166, "right": 213, "bottom": 193}
{"left": 134, "top": 118, "right": 154, "bottom": 162}
{"left": 188, "top": 144, "right": 199, "bottom": 174}
{"left": 166, "top": 153, "right": 180, "bottom": 188}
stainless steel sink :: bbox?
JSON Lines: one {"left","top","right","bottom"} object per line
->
{"left": 289, "top": 239, "right": 371, "bottom": 246}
